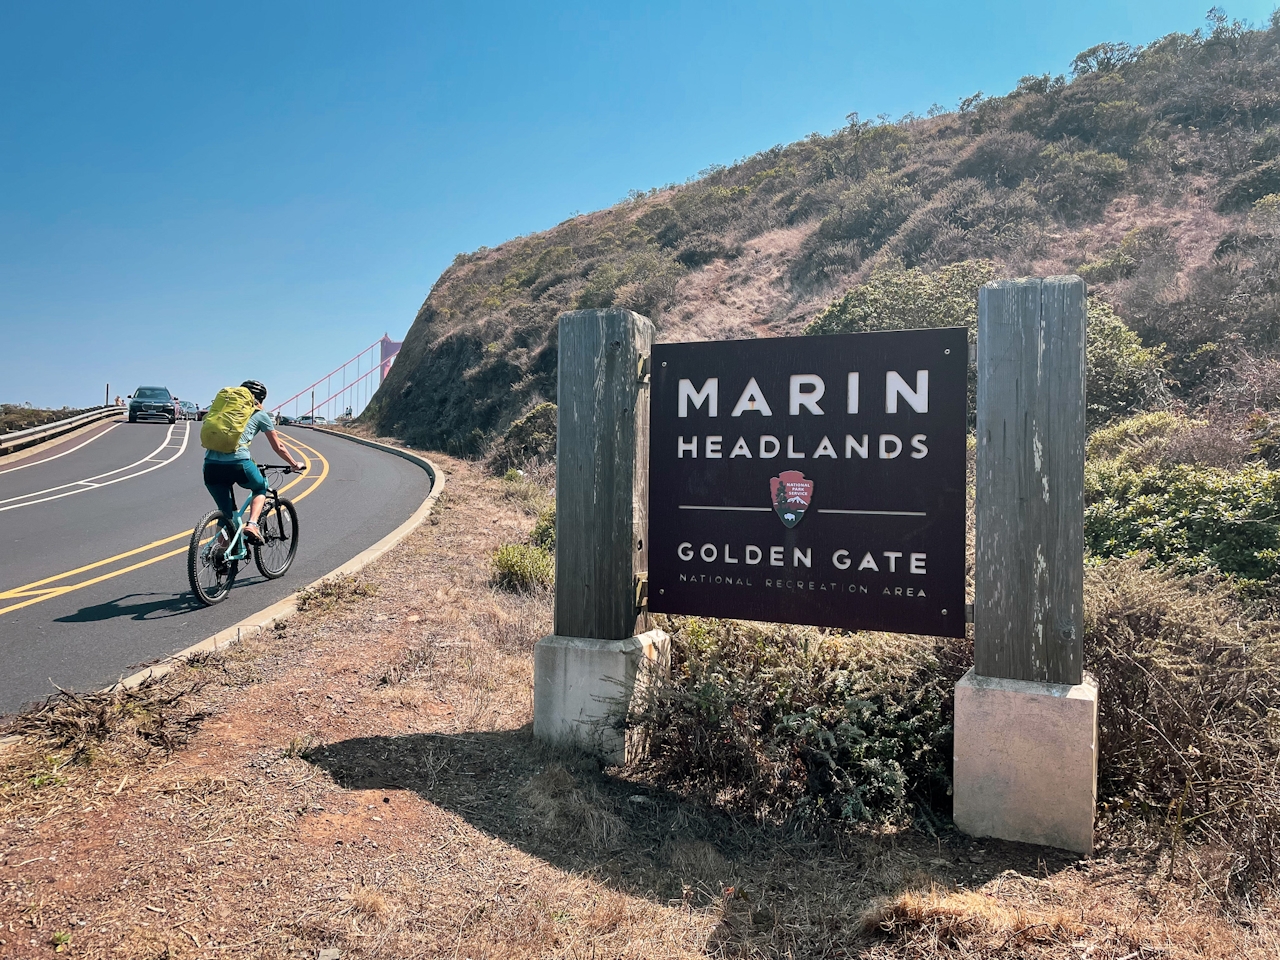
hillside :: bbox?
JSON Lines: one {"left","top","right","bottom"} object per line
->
{"left": 367, "top": 10, "right": 1280, "bottom": 454}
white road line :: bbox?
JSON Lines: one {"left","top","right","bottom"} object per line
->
{"left": 0, "top": 423, "right": 191, "bottom": 513}
{"left": 0, "top": 422, "right": 123, "bottom": 476}
{"left": 0, "top": 423, "right": 184, "bottom": 504}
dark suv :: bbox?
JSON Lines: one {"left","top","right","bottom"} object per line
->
{"left": 128, "top": 386, "right": 178, "bottom": 423}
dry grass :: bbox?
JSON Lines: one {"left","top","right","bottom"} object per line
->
{"left": 1084, "top": 557, "right": 1280, "bottom": 895}
{"left": 1, "top": 448, "right": 1278, "bottom": 958}
{"left": 859, "top": 870, "right": 1280, "bottom": 959}
{"left": 2, "top": 675, "right": 207, "bottom": 764}
{"left": 659, "top": 225, "right": 824, "bottom": 343}
{"left": 295, "top": 574, "right": 379, "bottom": 614}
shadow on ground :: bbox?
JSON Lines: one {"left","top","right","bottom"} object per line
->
{"left": 54, "top": 578, "right": 270, "bottom": 624}
{"left": 54, "top": 591, "right": 206, "bottom": 623}
{"left": 306, "top": 726, "right": 1083, "bottom": 954}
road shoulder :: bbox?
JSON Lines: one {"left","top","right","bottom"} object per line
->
{"left": 0, "top": 415, "right": 124, "bottom": 470}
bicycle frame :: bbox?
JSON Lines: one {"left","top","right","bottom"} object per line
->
{"left": 217, "top": 466, "right": 290, "bottom": 562}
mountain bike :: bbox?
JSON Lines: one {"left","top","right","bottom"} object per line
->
{"left": 187, "top": 464, "right": 302, "bottom": 606}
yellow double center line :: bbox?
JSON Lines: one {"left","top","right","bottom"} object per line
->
{"left": 0, "top": 433, "right": 329, "bottom": 618}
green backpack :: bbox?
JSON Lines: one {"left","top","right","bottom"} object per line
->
{"left": 200, "top": 386, "right": 257, "bottom": 453}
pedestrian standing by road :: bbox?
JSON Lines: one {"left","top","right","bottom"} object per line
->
{"left": 201, "top": 380, "right": 303, "bottom": 544}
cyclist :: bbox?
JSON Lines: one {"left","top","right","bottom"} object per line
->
{"left": 203, "top": 380, "right": 303, "bottom": 545}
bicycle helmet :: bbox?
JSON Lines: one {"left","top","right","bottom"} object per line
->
{"left": 241, "top": 380, "right": 268, "bottom": 403}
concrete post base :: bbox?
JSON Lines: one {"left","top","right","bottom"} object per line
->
{"left": 953, "top": 667, "right": 1098, "bottom": 854}
{"left": 532, "top": 629, "right": 670, "bottom": 765}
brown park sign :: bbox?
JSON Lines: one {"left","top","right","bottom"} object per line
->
{"left": 647, "top": 327, "right": 968, "bottom": 638}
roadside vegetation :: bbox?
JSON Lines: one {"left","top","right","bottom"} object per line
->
{"left": 0, "top": 404, "right": 96, "bottom": 435}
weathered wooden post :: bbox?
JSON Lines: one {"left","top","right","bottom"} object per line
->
{"left": 532, "top": 308, "right": 670, "bottom": 763}
{"left": 954, "top": 276, "right": 1098, "bottom": 854}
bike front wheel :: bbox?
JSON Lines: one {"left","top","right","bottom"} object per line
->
{"left": 188, "top": 509, "right": 238, "bottom": 605}
{"left": 254, "top": 497, "right": 299, "bottom": 579}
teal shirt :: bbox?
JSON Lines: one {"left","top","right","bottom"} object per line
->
{"left": 204, "top": 410, "right": 276, "bottom": 462}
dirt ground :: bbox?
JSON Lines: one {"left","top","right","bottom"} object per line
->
{"left": 2, "top": 449, "right": 1278, "bottom": 959}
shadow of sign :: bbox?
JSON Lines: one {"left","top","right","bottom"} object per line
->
{"left": 303, "top": 727, "right": 1077, "bottom": 952}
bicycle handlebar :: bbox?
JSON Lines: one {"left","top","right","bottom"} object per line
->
{"left": 258, "top": 463, "right": 306, "bottom": 474}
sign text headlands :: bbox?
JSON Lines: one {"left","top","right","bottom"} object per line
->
{"left": 648, "top": 327, "right": 968, "bottom": 638}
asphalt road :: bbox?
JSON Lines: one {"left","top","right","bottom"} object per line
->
{"left": 0, "top": 418, "right": 432, "bottom": 715}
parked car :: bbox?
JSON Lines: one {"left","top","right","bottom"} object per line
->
{"left": 127, "top": 386, "right": 178, "bottom": 423}
{"left": 294, "top": 415, "right": 327, "bottom": 425}
{"left": 177, "top": 400, "right": 203, "bottom": 421}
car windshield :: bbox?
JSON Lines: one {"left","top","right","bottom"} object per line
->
{"left": 135, "top": 388, "right": 170, "bottom": 400}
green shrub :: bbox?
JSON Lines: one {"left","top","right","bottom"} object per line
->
{"left": 814, "top": 172, "right": 919, "bottom": 254}
{"left": 630, "top": 618, "right": 970, "bottom": 826}
{"left": 1038, "top": 147, "right": 1128, "bottom": 219}
{"left": 952, "top": 130, "right": 1046, "bottom": 186}
{"left": 808, "top": 263, "right": 1163, "bottom": 427}
{"left": 1084, "top": 462, "right": 1280, "bottom": 586}
{"left": 491, "top": 543, "right": 554, "bottom": 593}
{"left": 1078, "top": 224, "right": 1177, "bottom": 284}
{"left": 1085, "top": 410, "right": 1187, "bottom": 466}
{"left": 530, "top": 505, "right": 556, "bottom": 551}
{"left": 806, "top": 259, "right": 995, "bottom": 337}
{"left": 489, "top": 402, "right": 556, "bottom": 473}
{"left": 1084, "top": 300, "right": 1166, "bottom": 426}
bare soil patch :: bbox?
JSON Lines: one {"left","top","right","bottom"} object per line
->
{"left": 2, "top": 448, "right": 1277, "bottom": 958}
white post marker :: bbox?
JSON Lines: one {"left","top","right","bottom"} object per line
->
{"left": 955, "top": 276, "right": 1098, "bottom": 855}
{"left": 532, "top": 308, "right": 669, "bottom": 763}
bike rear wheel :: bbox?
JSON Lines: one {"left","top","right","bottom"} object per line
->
{"left": 188, "top": 509, "right": 238, "bottom": 605}
{"left": 254, "top": 496, "right": 299, "bottom": 579}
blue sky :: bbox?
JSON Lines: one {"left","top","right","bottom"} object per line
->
{"left": 2, "top": 1, "right": 1275, "bottom": 410}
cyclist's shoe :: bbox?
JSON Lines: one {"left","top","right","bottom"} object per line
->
{"left": 243, "top": 521, "right": 265, "bottom": 545}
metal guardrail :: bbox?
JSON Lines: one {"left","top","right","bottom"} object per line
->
{"left": 0, "top": 406, "right": 124, "bottom": 452}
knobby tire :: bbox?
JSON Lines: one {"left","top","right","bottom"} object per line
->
{"left": 254, "top": 496, "right": 299, "bottom": 579}
{"left": 188, "top": 509, "right": 238, "bottom": 606}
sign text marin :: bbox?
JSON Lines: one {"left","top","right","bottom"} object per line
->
{"left": 648, "top": 327, "right": 968, "bottom": 638}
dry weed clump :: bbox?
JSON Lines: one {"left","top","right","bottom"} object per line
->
{"left": 1085, "top": 408, "right": 1255, "bottom": 472}
{"left": 473, "top": 592, "right": 550, "bottom": 652}
{"left": 295, "top": 574, "right": 379, "bottom": 613}
{"left": 631, "top": 616, "right": 971, "bottom": 827}
{"left": 3, "top": 676, "right": 207, "bottom": 764}
{"left": 490, "top": 543, "right": 553, "bottom": 593}
{"left": 497, "top": 467, "right": 553, "bottom": 516}
{"left": 518, "top": 765, "right": 629, "bottom": 852}
{"left": 1085, "top": 557, "right": 1280, "bottom": 895}
{"left": 860, "top": 884, "right": 1089, "bottom": 957}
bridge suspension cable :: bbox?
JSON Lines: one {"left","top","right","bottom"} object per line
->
{"left": 272, "top": 334, "right": 402, "bottom": 422}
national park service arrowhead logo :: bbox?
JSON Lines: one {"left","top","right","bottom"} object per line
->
{"left": 769, "top": 470, "right": 813, "bottom": 528}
